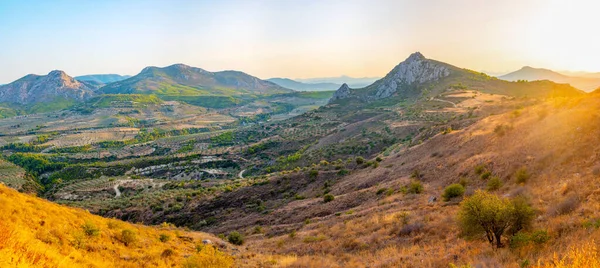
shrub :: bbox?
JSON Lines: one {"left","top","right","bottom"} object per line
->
{"left": 323, "top": 194, "right": 335, "bottom": 203}
{"left": 459, "top": 177, "right": 469, "bottom": 187}
{"left": 308, "top": 169, "right": 319, "bottom": 178}
{"left": 529, "top": 230, "right": 550, "bottom": 244}
{"left": 410, "top": 170, "right": 422, "bottom": 179}
{"left": 459, "top": 191, "right": 534, "bottom": 248}
{"left": 486, "top": 177, "right": 502, "bottom": 191}
{"left": 121, "top": 229, "right": 137, "bottom": 246}
{"left": 337, "top": 169, "right": 349, "bottom": 176}
{"left": 407, "top": 181, "right": 423, "bottom": 194}
{"left": 474, "top": 164, "right": 486, "bottom": 175}
{"left": 81, "top": 221, "right": 100, "bottom": 237}
{"left": 355, "top": 157, "right": 364, "bottom": 165}
{"left": 442, "top": 183, "right": 465, "bottom": 201}
{"left": 159, "top": 233, "right": 171, "bottom": 243}
{"left": 227, "top": 231, "right": 244, "bottom": 245}
{"left": 161, "top": 248, "right": 175, "bottom": 258}
{"left": 376, "top": 156, "right": 383, "bottom": 162}
{"left": 509, "top": 196, "right": 535, "bottom": 235}
{"left": 376, "top": 188, "right": 388, "bottom": 195}
{"left": 550, "top": 194, "right": 579, "bottom": 216}
{"left": 494, "top": 124, "right": 511, "bottom": 136}
{"left": 480, "top": 170, "right": 492, "bottom": 180}
{"left": 515, "top": 167, "right": 530, "bottom": 184}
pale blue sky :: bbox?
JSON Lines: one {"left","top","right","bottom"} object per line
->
{"left": 1, "top": 0, "right": 598, "bottom": 83}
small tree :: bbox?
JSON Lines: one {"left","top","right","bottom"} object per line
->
{"left": 459, "top": 191, "right": 534, "bottom": 248}
{"left": 323, "top": 194, "right": 335, "bottom": 203}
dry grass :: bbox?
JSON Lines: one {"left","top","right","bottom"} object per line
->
{"left": 236, "top": 96, "right": 600, "bottom": 267}
{"left": 0, "top": 185, "right": 234, "bottom": 267}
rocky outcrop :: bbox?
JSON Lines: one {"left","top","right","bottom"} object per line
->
{"left": 329, "top": 83, "right": 352, "bottom": 102}
{"left": 329, "top": 52, "right": 451, "bottom": 102}
{"left": 0, "top": 70, "right": 96, "bottom": 104}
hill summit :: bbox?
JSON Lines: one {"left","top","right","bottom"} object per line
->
{"left": 99, "top": 63, "right": 292, "bottom": 96}
{"left": 0, "top": 70, "right": 96, "bottom": 104}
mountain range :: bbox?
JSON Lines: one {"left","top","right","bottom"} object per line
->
{"left": 330, "top": 52, "right": 583, "bottom": 103}
{"left": 75, "top": 74, "right": 131, "bottom": 84}
{"left": 266, "top": 78, "right": 340, "bottom": 91}
{"left": 0, "top": 55, "right": 594, "bottom": 110}
{"left": 498, "top": 66, "right": 600, "bottom": 92}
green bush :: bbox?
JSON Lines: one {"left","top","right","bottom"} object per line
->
{"left": 227, "top": 231, "right": 244, "bottom": 245}
{"left": 480, "top": 170, "right": 492, "bottom": 180}
{"left": 323, "top": 194, "right": 335, "bottom": 203}
{"left": 159, "top": 233, "right": 171, "bottom": 243}
{"left": 442, "top": 184, "right": 465, "bottom": 201}
{"left": 308, "top": 169, "right": 319, "bottom": 178}
{"left": 407, "top": 181, "right": 424, "bottom": 194}
{"left": 121, "top": 229, "right": 137, "bottom": 246}
{"left": 486, "top": 177, "right": 502, "bottom": 191}
{"left": 355, "top": 157, "right": 365, "bottom": 165}
{"left": 81, "top": 221, "right": 100, "bottom": 237}
{"left": 515, "top": 167, "right": 530, "bottom": 184}
{"left": 376, "top": 188, "right": 388, "bottom": 195}
{"left": 474, "top": 164, "right": 486, "bottom": 175}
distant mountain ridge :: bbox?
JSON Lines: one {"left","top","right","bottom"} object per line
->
{"left": 499, "top": 66, "right": 600, "bottom": 92}
{"left": 0, "top": 70, "right": 96, "bottom": 104}
{"left": 100, "top": 64, "right": 292, "bottom": 96}
{"left": 329, "top": 52, "right": 584, "bottom": 103}
{"left": 296, "top": 75, "right": 379, "bottom": 88}
{"left": 267, "top": 78, "right": 339, "bottom": 91}
{"left": 75, "top": 74, "right": 131, "bottom": 84}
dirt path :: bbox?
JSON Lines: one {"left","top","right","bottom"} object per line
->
{"left": 432, "top": 98, "right": 457, "bottom": 107}
{"left": 113, "top": 184, "right": 122, "bottom": 198}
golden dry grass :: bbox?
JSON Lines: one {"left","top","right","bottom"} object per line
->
{"left": 0, "top": 184, "right": 233, "bottom": 268}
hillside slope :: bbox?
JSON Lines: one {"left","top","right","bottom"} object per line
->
{"left": 0, "top": 184, "right": 234, "bottom": 267}
{"left": 499, "top": 66, "right": 600, "bottom": 92}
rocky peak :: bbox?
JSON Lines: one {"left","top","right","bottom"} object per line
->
{"left": 328, "top": 83, "right": 352, "bottom": 103}
{"left": 406, "top": 52, "right": 425, "bottom": 62}
{"left": 328, "top": 52, "right": 452, "bottom": 103}
{"left": 0, "top": 70, "right": 94, "bottom": 104}
{"left": 373, "top": 52, "right": 450, "bottom": 98}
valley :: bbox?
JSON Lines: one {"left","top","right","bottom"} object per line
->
{"left": 1, "top": 52, "right": 599, "bottom": 267}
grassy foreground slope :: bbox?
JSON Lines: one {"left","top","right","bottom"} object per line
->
{"left": 0, "top": 184, "right": 233, "bottom": 268}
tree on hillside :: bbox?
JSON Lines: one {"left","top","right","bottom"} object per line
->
{"left": 458, "top": 191, "right": 534, "bottom": 248}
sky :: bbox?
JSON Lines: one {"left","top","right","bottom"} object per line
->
{"left": 0, "top": 0, "right": 599, "bottom": 84}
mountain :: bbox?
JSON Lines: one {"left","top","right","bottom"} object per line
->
{"left": 267, "top": 78, "right": 339, "bottom": 91}
{"left": 330, "top": 52, "right": 584, "bottom": 103}
{"left": 100, "top": 64, "right": 293, "bottom": 96}
{"left": 499, "top": 66, "right": 600, "bottom": 92}
{"left": 0, "top": 70, "right": 96, "bottom": 104}
{"left": 296, "top": 75, "right": 379, "bottom": 88}
{"left": 75, "top": 74, "right": 131, "bottom": 84}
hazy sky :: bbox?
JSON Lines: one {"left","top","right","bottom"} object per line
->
{"left": 0, "top": 0, "right": 599, "bottom": 83}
